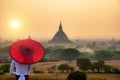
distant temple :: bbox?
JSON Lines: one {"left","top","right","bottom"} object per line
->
{"left": 28, "top": 35, "right": 32, "bottom": 40}
{"left": 49, "top": 22, "right": 72, "bottom": 43}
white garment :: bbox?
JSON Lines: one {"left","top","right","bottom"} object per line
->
{"left": 9, "top": 60, "right": 33, "bottom": 80}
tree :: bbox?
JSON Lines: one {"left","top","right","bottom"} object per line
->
{"left": 91, "top": 61, "right": 104, "bottom": 73}
{"left": 69, "top": 67, "right": 74, "bottom": 72}
{"left": 94, "top": 50, "right": 113, "bottom": 60}
{"left": 45, "top": 48, "right": 52, "bottom": 54}
{"left": 0, "top": 64, "right": 10, "bottom": 75}
{"left": 47, "top": 65, "right": 56, "bottom": 73}
{"left": 61, "top": 48, "right": 81, "bottom": 62}
{"left": 45, "top": 48, "right": 64, "bottom": 61}
{"left": 112, "top": 67, "right": 120, "bottom": 74}
{"left": 103, "top": 65, "right": 112, "bottom": 73}
{"left": 112, "top": 51, "right": 120, "bottom": 60}
{"left": 0, "top": 46, "right": 10, "bottom": 53}
{"left": 58, "top": 64, "right": 72, "bottom": 73}
{"left": 77, "top": 58, "right": 91, "bottom": 71}
{"left": 91, "top": 60, "right": 113, "bottom": 73}
{"left": 50, "top": 49, "right": 64, "bottom": 61}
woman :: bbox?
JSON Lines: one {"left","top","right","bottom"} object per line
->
{"left": 9, "top": 39, "right": 45, "bottom": 80}
{"left": 9, "top": 59, "right": 33, "bottom": 80}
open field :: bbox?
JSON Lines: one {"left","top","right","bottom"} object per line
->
{"left": 0, "top": 60, "right": 120, "bottom": 80}
{"left": 0, "top": 73, "right": 120, "bottom": 80}
{"left": 32, "top": 60, "right": 120, "bottom": 72}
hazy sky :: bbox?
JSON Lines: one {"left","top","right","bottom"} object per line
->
{"left": 0, "top": 0, "right": 120, "bottom": 40}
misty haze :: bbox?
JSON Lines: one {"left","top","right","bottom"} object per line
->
{"left": 0, "top": 0, "right": 120, "bottom": 80}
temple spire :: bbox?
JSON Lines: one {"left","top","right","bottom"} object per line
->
{"left": 28, "top": 35, "right": 32, "bottom": 40}
{"left": 59, "top": 21, "right": 62, "bottom": 31}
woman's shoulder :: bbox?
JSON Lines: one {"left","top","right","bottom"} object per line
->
{"left": 12, "top": 59, "right": 18, "bottom": 64}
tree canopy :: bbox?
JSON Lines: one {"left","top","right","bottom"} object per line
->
{"left": 77, "top": 58, "right": 91, "bottom": 71}
{"left": 94, "top": 50, "right": 113, "bottom": 60}
{"left": 61, "top": 48, "right": 81, "bottom": 61}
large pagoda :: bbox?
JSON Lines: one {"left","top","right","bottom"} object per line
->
{"left": 49, "top": 22, "right": 72, "bottom": 43}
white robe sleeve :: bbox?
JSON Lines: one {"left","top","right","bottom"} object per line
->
{"left": 9, "top": 60, "right": 16, "bottom": 75}
{"left": 28, "top": 65, "right": 33, "bottom": 73}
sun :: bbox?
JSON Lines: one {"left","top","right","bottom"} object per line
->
{"left": 11, "top": 20, "right": 20, "bottom": 29}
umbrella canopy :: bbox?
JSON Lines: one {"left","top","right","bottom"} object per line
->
{"left": 10, "top": 39, "right": 45, "bottom": 64}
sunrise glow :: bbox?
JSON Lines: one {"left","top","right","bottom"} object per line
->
{"left": 11, "top": 20, "right": 20, "bottom": 29}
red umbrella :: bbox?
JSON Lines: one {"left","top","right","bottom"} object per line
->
{"left": 10, "top": 39, "right": 45, "bottom": 64}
